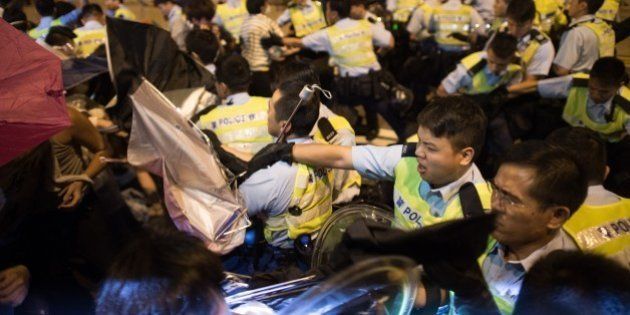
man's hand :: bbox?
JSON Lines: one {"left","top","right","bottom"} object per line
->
{"left": 247, "top": 143, "right": 294, "bottom": 176}
{"left": 59, "top": 180, "right": 85, "bottom": 209}
{"left": 0, "top": 265, "right": 30, "bottom": 307}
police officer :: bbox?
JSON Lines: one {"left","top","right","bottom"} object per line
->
{"left": 103, "top": 0, "right": 137, "bottom": 21}
{"left": 406, "top": 0, "right": 435, "bottom": 42}
{"left": 547, "top": 127, "right": 630, "bottom": 267}
{"left": 277, "top": 0, "right": 327, "bottom": 38}
{"left": 197, "top": 55, "right": 273, "bottom": 154}
{"left": 248, "top": 96, "right": 491, "bottom": 231}
{"left": 213, "top": 0, "right": 248, "bottom": 44}
{"left": 533, "top": 0, "right": 567, "bottom": 35}
{"left": 474, "top": 141, "right": 586, "bottom": 314}
{"left": 509, "top": 57, "right": 630, "bottom": 196}
{"left": 491, "top": 0, "right": 554, "bottom": 82}
{"left": 239, "top": 80, "right": 333, "bottom": 272}
{"left": 74, "top": 4, "right": 107, "bottom": 58}
{"left": 429, "top": 0, "right": 486, "bottom": 53}
{"left": 552, "top": 0, "right": 614, "bottom": 75}
{"left": 595, "top": 0, "right": 619, "bottom": 23}
{"left": 387, "top": 0, "right": 427, "bottom": 24}
{"left": 437, "top": 32, "right": 521, "bottom": 96}
{"left": 283, "top": 0, "right": 406, "bottom": 142}
{"left": 28, "top": 0, "right": 83, "bottom": 40}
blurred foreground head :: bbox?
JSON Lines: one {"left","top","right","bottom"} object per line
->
{"left": 96, "top": 227, "right": 227, "bottom": 315}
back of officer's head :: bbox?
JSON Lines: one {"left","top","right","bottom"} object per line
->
{"left": 506, "top": 0, "right": 536, "bottom": 23}
{"left": 54, "top": 0, "right": 75, "bottom": 18}
{"left": 35, "top": 0, "right": 55, "bottom": 17}
{"left": 273, "top": 61, "right": 320, "bottom": 89}
{"left": 547, "top": 127, "right": 607, "bottom": 186}
{"left": 186, "top": 29, "right": 220, "bottom": 65}
{"left": 246, "top": 0, "right": 265, "bottom": 14}
{"left": 272, "top": 80, "right": 320, "bottom": 137}
{"left": 590, "top": 57, "right": 628, "bottom": 87}
{"left": 95, "top": 227, "right": 226, "bottom": 315}
{"left": 185, "top": 1, "right": 215, "bottom": 23}
{"left": 417, "top": 96, "right": 487, "bottom": 159}
{"left": 579, "top": 0, "right": 605, "bottom": 14}
{"left": 3, "top": 7, "right": 29, "bottom": 32}
{"left": 80, "top": 3, "right": 104, "bottom": 20}
{"left": 488, "top": 32, "right": 518, "bottom": 60}
{"left": 514, "top": 251, "right": 630, "bottom": 315}
{"left": 328, "top": 0, "right": 365, "bottom": 18}
{"left": 500, "top": 141, "right": 587, "bottom": 215}
{"left": 216, "top": 55, "right": 251, "bottom": 92}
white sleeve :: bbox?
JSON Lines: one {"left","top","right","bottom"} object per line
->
{"left": 526, "top": 40, "right": 555, "bottom": 77}
{"left": 351, "top": 145, "right": 403, "bottom": 181}
{"left": 239, "top": 163, "right": 297, "bottom": 217}
{"left": 301, "top": 29, "right": 331, "bottom": 52}
{"left": 372, "top": 23, "right": 394, "bottom": 47}
{"left": 386, "top": 0, "right": 397, "bottom": 12}
{"left": 406, "top": 9, "right": 425, "bottom": 34}
{"left": 536, "top": 75, "right": 573, "bottom": 98}
{"left": 440, "top": 64, "right": 470, "bottom": 94}
{"left": 553, "top": 29, "right": 583, "bottom": 71}
{"left": 277, "top": 9, "right": 291, "bottom": 26}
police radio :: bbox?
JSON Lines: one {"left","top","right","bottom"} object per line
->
{"left": 276, "top": 84, "right": 332, "bottom": 143}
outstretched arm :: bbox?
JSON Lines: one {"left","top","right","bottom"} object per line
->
{"left": 292, "top": 144, "right": 354, "bottom": 169}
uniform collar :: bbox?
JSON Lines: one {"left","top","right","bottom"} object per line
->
{"left": 493, "top": 230, "right": 576, "bottom": 271}
{"left": 224, "top": 92, "right": 250, "bottom": 106}
{"left": 587, "top": 95, "right": 614, "bottom": 118}
{"left": 569, "top": 14, "right": 596, "bottom": 27}
{"left": 428, "top": 163, "right": 482, "bottom": 203}
{"left": 80, "top": 20, "right": 104, "bottom": 30}
{"left": 584, "top": 184, "right": 621, "bottom": 205}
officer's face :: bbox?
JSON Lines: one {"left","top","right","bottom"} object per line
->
{"left": 267, "top": 90, "right": 282, "bottom": 137}
{"left": 566, "top": 0, "right": 587, "bottom": 17}
{"left": 507, "top": 18, "right": 533, "bottom": 39}
{"left": 588, "top": 78, "right": 619, "bottom": 104}
{"left": 490, "top": 164, "right": 559, "bottom": 247}
{"left": 104, "top": 0, "right": 118, "bottom": 10}
{"left": 414, "top": 127, "right": 474, "bottom": 188}
{"left": 486, "top": 49, "right": 512, "bottom": 75}
{"left": 493, "top": 0, "right": 508, "bottom": 18}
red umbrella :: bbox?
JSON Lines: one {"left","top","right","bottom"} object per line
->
{"left": 0, "top": 19, "right": 70, "bottom": 166}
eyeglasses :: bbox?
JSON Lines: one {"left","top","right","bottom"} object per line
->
{"left": 487, "top": 180, "right": 525, "bottom": 208}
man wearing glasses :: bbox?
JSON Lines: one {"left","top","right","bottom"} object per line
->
{"left": 475, "top": 141, "right": 587, "bottom": 315}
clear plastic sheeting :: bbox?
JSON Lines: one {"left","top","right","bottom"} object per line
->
{"left": 311, "top": 204, "right": 395, "bottom": 269}
{"left": 278, "top": 256, "right": 419, "bottom": 315}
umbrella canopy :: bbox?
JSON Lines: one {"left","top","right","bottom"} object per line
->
{"left": 106, "top": 17, "right": 214, "bottom": 124}
{"left": 62, "top": 55, "right": 109, "bottom": 90}
{"left": 127, "top": 79, "right": 247, "bottom": 254}
{"left": 0, "top": 19, "right": 70, "bottom": 166}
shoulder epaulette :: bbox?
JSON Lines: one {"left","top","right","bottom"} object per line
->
{"left": 467, "top": 59, "right": 487, "bottom": 77}
{"left": 571, "top": 77, "right": 589, "bottom": 88}
{"left": 402, "top": 143, "right": 417, "bottom": 157}
{"left": 613, "top": 94, "right": 630, "bottom": 114}
{"left": 529, "top": 29, "right": 548, "bottom": 44}
{"left": 316, "top": 117, "right": 337, "bottom": 142}
{"left": 367, "top": 16, "right": 378, "bottom": 24}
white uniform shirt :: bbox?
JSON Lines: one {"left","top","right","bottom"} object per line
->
{"left": 516, "top": 31, "right": 555, "bottom": 77}
{"left": 75, "top": 20, "right": 104, "bottom": 32}
{"left": 553, "top": 15, "right": 601, "bottom": 73}
{"left": 406, "top": 6, "right": 431, "bottom": 38}
{"left": 240, "top": 13, "right": 284, "bottom": 72}
{"left": 440, "top": 51, "right": 523, "bottom": 94}
{"left": 301, "top": 18, "right": 393, "bottom": 77}
{"left": 168, "top": 5, "right": 190, "bottom": 51}
{"left": 537, "top": 75, "right": 630, "bottom": 135}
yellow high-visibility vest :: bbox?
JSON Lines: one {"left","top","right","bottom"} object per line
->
{"left": 114, "top": 6, "right": 137, "bottom": 21}
{"left": 326, "top": 20, "right": 378, "bottom": 68}
{"left": 573, "top": 18, "right": 615, "bottom": 58}
{"left": 216, "top": 0, "right": 248, "bottom": 44}
{"left": 432, "top": 5, "right": 474, "bottom": 47}
{"left": 197, "top": 96, "right": 273, "bottom": 154}
{"left": 596, "top": 0, "right": 620, "bottom": 22}
{"left": 289, "top": 1, "right": 327, "bottom": 37}
{"left": 74, "top": 27, "right": 107, "bottom": 58}
{"left": 393, "top": 0, "right": 424, "bottom": 23}
{"left": 459, "top": 51, "right": 522, "bottom": 95}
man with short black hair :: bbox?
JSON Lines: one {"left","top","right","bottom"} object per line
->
{"left": 438, "top": 32, "right": 522, "bottom": 96}
{"left": 74, "top": 3, "right": 107, "bottom": 58}
{"left": 547, "top": 127, "right": 630, "bottom": 267}
{"left": 476, "top": 141, "right": 587, "bottom": 314}
{"left": 197, "top": 55, "right": 273, "bottom": 154}
{"left": 186, "top": 29, "right": 220, "bottom": 74}
{"left": 552, "top": 0, "right": 614, "bottom": 75}
{"left": 155, "top": 0, "right": 190, "bottom": 50}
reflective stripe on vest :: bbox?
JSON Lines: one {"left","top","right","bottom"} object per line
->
{"left": 393, "top": 0, "right": 424, "bottom": 22}
{"left": 596, "top": 0, "right": 620, "bottom": 22}
{"left": 216, "top": 0, "right": 248, "bottom": 43}
{"left": 114, "top": 6, "right": 137, "bottom": 21}
{"left": 326, "top": 20, "right": 378, "bottom": 68}
{"left": 576, "top": 18, "right": 615, "bottom": 58}
{"left": 564, "top": 198, "right": 630, "bottom": 258}
{"left": 562, "top": 74, "right": 630, "bottom": 142}
{"left": 197, "top": 96, "right": 273, "bottom": 154}
{"left": 433, "top": 5, "right": 473, "bottom": 46}
{"left": 28, "top": 19, "right": 63, "bottom": 39}
{"left": 74, "top": 27, "right": 107, "bottom": 58}
{"left": 460, "top": 51, "right": 522, "bottom": 94}
{"left": 289, "top": 1, "right": 327, "bottom": 37}
{"left": 264, "top": 163, "right": 334, "bottom": 242}
{"left": 392, "top": 157, "right": 492, "bottom": 230}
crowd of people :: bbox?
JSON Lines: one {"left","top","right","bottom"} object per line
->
{"left": 1, "top": 0, "right": 630, "bottom": 313}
